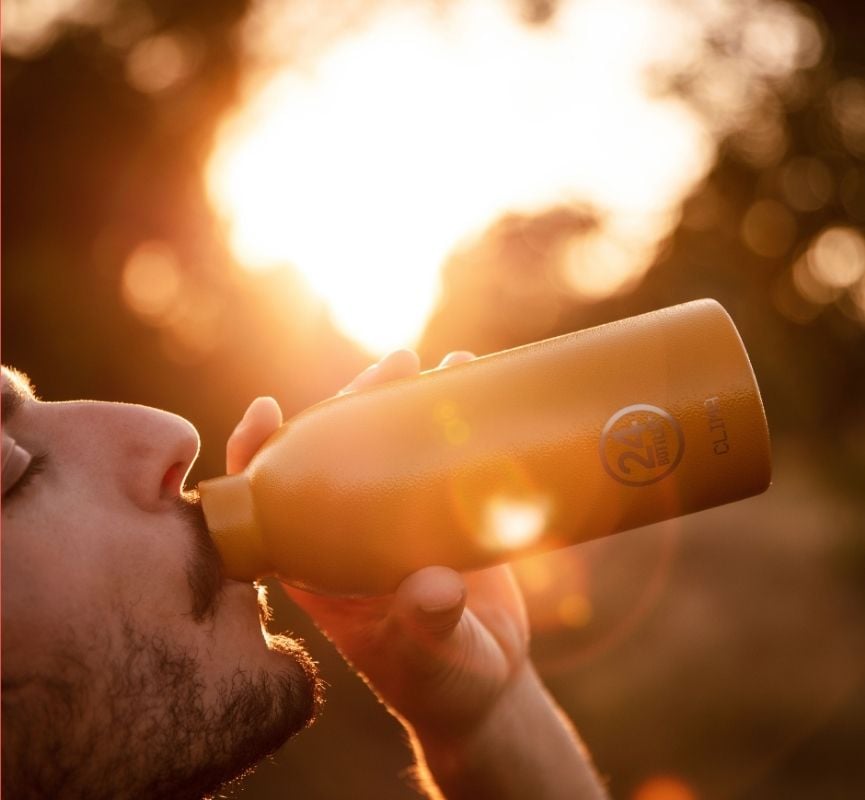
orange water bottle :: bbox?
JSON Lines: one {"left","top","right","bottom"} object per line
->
{"left": 199, "top": 299, "right": 771, "bottom": 595}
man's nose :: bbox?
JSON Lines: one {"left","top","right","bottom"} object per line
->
{"left": 92, "top": 402, "right": 201, "bottom": 512}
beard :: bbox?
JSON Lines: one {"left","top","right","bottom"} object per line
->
{"left": 2, "top": 608, "right": 323, "bottom": 800}
{"left": 1, "top": 494, "right": 324, "bottom": 800}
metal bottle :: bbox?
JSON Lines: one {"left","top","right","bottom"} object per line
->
{"left": 199, "top": 299, "right": 771, "bottom": 595}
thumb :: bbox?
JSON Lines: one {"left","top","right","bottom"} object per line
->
{"left": 392, "top": 567, "right": 467, "bottom": 640}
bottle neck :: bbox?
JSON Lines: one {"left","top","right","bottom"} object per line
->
{"left": 198, "top": 472, "right": 271, "bottom": 581}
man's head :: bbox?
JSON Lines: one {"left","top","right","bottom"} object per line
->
{"left": 1, "top": 367, "right": 322, "bottom": 800}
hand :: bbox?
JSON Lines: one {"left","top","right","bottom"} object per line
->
{"left": 226, "top": 353, "right": 609, "bottom": 799}
{"left": 225, "top": 350, "right": 531, "bottom": 741}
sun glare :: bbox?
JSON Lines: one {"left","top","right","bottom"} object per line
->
{"left": 483, "top": 495, "right": 551, "bottom": 551}
{"left": 206, "top": 0, "right": 789, "bottom": 354}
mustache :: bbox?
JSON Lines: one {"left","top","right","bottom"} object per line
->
{"left": 175, "top": 493, "right": 225, "bottom": 623}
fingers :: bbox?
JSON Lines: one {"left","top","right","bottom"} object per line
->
{"left": 438, "top": 350, "right": 476, "bottom": 368}
{"left": 226, "top": 396, "right": 283, "bottom": 474}
{"left": 341, "top": 349, "right": 421, "bottom": 394}
{"left": 341, "top": 349, "right": 475, "bottom": 397}
{"left": 391, "top": 566, "right": 467, "bottom": 640}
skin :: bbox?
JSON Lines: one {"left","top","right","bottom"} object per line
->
{"left": 1, "top": 367, "right": 319, "bottom": 800}
{"left": 2, "top": 354, "right": 609, "bottom": 799}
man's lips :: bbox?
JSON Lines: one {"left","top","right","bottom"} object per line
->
{"left": 175, "top": 496, "right": 226, "bottom": 622}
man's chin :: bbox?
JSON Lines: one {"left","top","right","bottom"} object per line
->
{"left": 256, "top": 581, "right": 324, "bottom": 726}
{"left": 265, "top": 631, "right": 324, "bottom": 735}
{"left": 190, "top": 633, "right": 323, "bottom": 799}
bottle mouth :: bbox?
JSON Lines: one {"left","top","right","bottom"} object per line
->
{"left": 198, "top": 473, "right": 272, "bottom": 581}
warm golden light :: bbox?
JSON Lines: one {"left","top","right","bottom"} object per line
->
{"left": 125, "top": 31, "right": 199, "bottom": 94}
{"left": 121, "top": 240, "right": 182, "bottom": 321}
{"left": 206, "top": 0, "right": 723, "bottom": 354}
{"left": 557, "top": 593, "right": 593, "bottom": 628}
{"left": 633, "top": 775, "right": 697, "bottom": 800}
{"left": 1, "top": 0, "right": 109, "bottom": 58}
{"left": 119, "top": 239, "right": 224, "bottom": 363}
{"left": 560, "top": 219, "right": 667, "bottom": 300}
{"left": 483, "top": 495, "right": 550, "bottom": 551}
{"left": 792, "top": 255, "right": 840, "bottom": 306}
{"left": 807, "top": 226, "right": 865, "bottom": 289}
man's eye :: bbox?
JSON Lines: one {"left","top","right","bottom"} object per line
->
{"left": 3, "top": 452, "right": 47, "bottom": 499}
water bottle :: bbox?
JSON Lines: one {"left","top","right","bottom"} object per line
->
{"left": 199, "top": 299, "right": 771, "bottom": 595}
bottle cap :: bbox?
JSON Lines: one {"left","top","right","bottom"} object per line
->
{"left": 199, "top": 472, "right": 271, "bottom": 580}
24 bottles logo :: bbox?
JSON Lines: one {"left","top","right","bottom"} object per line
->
{"left": 600, "top": 404, "right": 684, "bottom": 486}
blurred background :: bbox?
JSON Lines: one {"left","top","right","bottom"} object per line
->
{"left": 3, "top": 0, "right": 864, "bottom": 797}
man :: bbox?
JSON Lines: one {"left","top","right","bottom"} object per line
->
{"left": 1, "top": 350, "right": 608, "bottom": 799}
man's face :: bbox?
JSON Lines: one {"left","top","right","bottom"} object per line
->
{"left": 1, "top": 367, "right": 321, "bottom": 800}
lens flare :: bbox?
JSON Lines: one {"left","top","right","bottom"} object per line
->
{"left": 483, "top": 495, "right": 551, "bottom": 551}
{"left": 633, "top": 775, "right": 697, "bottom": 800}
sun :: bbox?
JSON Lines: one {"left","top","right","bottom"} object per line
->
{"left": 206, "top": 0, "right": 715, "bottom": 355}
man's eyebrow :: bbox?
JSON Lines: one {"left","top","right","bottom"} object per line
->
{"left": 2, "top": 389, "right": 25, "bottom": 421}
{"left": 1, "top": 369, "right": 36, "bottom": 422}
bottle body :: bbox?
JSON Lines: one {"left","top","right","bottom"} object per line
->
{"left": 199, "top": 299, "right": 771, "bottom": 595}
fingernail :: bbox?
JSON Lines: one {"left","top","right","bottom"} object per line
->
{"left": 416, "top": 602, "right": 462, "bottom": 635}
{"left": 340, "top": 363, "right": 379, "bottom": 394}
{"left": 418, "top": 584, "right": 465, "bottom": 616}
{"left": 419, "top": 600, "right": 459, "bottom": 616}
{"left": 438, "top": 351, "right": 474, "bottom": 368}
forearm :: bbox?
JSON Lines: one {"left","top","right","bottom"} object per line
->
{"left": 407, "top": 664, "right": 609, "bottom": 800}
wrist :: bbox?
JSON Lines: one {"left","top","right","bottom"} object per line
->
{"left": 410, "top": 661, "right": 537, "bottom": 765}
{"left": 408, "top": 663, "right": 608, "bottom": 800}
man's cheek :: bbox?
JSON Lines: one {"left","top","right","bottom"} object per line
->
{"left": 100, "top": 515, "right": 189, "bottom": 604}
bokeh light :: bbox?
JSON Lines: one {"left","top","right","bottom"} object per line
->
{"left": 781, "top": 224, "right": 865, "bottom": 323}
{"left": 792, "top": 253, "right": 840, "bottom": 306}
{"left": 806, "top": 226, "right": 865, "bottom": 289}
{"left": 1, "top": 0, "right": 111, "bottom": 58}
{"left": 125, "top": 30, "right": 201, "bottom": 94}
{"left": 632, "top": 775, "right": 697, "bottom": 800}
{"left": 556, "top": 592, "right": 593, "bottom": 629}
{"left": 121, "top": 240, "right": 183, "bottom": 321}
{"left": 119, "top": 240, "right": 225, "bottom": 363}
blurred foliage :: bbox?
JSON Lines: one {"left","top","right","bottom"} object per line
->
{"left": 3, "top": 1, "right": 865, "bottom": 799}
{"left": 4, "top": 0, "right": 863, "bottom": 482}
